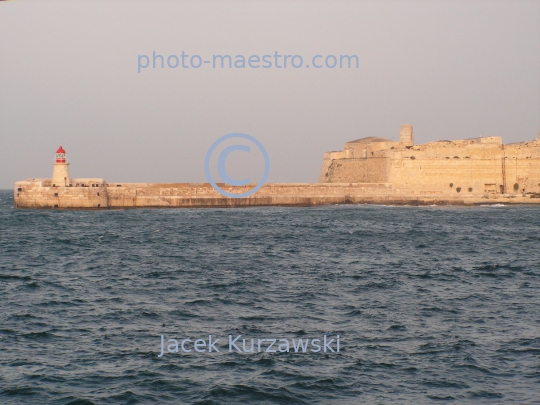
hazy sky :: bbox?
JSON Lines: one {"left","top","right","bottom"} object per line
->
{"left": 1, "top": 0, "right": 539, "bottom": 188}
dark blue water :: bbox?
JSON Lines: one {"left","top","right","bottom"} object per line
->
{"left": 1, "top": 189, "right": 539, "bottom": 404}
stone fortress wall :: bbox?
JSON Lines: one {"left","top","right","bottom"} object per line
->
{"left": 319, "top": 125, "right": 540, "bottom": 196}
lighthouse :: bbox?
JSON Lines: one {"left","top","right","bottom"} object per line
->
{"left": 52, "top": 146, "right": 70, "bottom": 187}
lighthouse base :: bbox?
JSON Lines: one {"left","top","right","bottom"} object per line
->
{"left": 14, "top": 178, "right": 108, "bottom": 209}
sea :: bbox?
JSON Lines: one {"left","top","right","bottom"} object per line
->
{"left": 1, "top": 189, "right": 539, "bottom": 404}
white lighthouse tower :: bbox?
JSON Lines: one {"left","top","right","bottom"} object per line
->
{"left": 52, "top": 146, "right": 70, "bottom": 187}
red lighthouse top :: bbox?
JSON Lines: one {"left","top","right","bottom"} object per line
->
{"left": 55, "top": 146, "right": 67, "bottom": 163}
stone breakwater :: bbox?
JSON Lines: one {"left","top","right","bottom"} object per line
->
{"left": 13, "top": 181, "right": 540, "bottom": 209}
